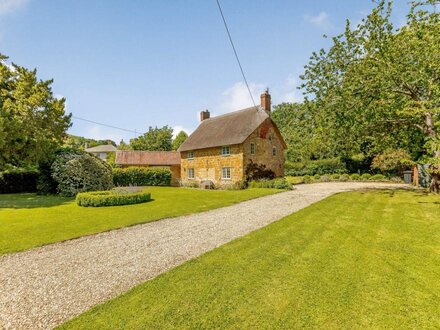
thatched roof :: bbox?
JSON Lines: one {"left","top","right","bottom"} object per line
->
{"left": 178, "top": 106, "right": 275, "bottom": 152}
{"left": 115, "top": 151, "right": 181, "bottom": 166}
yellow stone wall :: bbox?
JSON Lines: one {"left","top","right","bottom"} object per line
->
{"left": 180, "top": 144, "right": 244, "bottom": 186}
{"left": 242, "top": 119, "right": 285, "bottom": 177}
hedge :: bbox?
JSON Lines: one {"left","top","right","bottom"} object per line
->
{"left": 285, "top": 158, "right": 346, "bottom": 176}
{"left": 248, "top": 178, "right": 292, "bottom": 190}
{"left": 76, "top": 190, "right": 151, "bottom": 207}
{"left": 0, "top": 168, "right": 39, "bottom": 194}
{"left": 113, "top": 167, "right": 172, "bottom": 187}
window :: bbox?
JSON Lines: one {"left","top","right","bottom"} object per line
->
{"left": 221, "top": 146, "right": 230, "bottom": 156}
{"left": 187, "top": 151, "right": 194, "bottom": 159}
{"left": 250, "top": 143, "right": 255, "bottom": 155}
{"left": 272, "top": 147, "right": 277, "bottom": 156}
{"left": 188, "top": 168, "right": 195, "bottom": 179}
{"left": 222, "top": 167, "right": 231, "bottom": 180}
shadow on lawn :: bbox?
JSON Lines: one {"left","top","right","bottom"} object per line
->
{"left": 0, "top": 193, "right": 73, "bottom": 209}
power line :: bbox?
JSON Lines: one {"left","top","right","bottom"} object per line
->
{"left": 71, "top": 115, "right": 138, "bottom": 135}
{"left": 215, "top": 0, "right": 256, "bottom": 108}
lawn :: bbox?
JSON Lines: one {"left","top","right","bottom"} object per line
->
{"left": 0, "top": 187, "right": 279, "bottom": 255}
{"left": 60, "top": 190, "right": 440, "bottom": 329}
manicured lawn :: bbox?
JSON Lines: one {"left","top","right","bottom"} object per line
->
{"left": 60, "top": 190, "right": 440, "bottom": 329}
{"left": 0, "top": 187, "right": 279, "bottom": 255}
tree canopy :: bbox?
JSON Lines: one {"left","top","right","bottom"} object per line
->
{"left": 0, "top": 54, "right": 71, "bottom": 170}
{"left": 172, "top": 131, "right": 188, "bottom": 151}
{"left": 130, "top": 126, "right": 173, "bottom": 151}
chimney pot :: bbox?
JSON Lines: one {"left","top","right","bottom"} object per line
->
{"left": 260, "top": 88, "right": 271, "bottom": 112}
{"left": 200, "top": 109, "right": 210, "bottom": 122}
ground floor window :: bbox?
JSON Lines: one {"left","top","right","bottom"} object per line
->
{"left": 222, "top": 167, "right": 231, "bottom": 180}
{"left": 188, "top": 168, "right": 195, "bottom": 179}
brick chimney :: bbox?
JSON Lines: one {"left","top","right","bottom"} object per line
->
{"left": 200, "top": 109, "right": 210, "bottom": 122}
{"left": 260, "top": 89, "right": 271, "bottom": 112}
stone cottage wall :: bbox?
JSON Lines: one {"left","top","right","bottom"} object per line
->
{"left": 242, "top": 119, "right": 285, "bottom": 177}
{"left": 180, "top": 144, "right": 244, "bottom": 187}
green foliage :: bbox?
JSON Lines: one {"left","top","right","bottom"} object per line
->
{"left": 350, "top": 173, "right": 361, "bottom": 181}
{"left": 130, "top": 126, "right": 173, "bottom": 151}
{"left": 113, "top": 167, "right": 172, "bottom": 187}
{"left": 106, "top": 152, "right": 116, "bottom": 168}
{"left": 371, "top": 149, "right": 413, "bottom": 175}
{"left": 63, "top": 135, "right": 116, "bottom": 150}
{"left": 303, "top": 175, "right": 312, "bottom": 184}
{"left": 339, "top": 174, "right": 350, "bottom": 182}
{"left": 369, "top": 174, "right": 387, "bottom": 181}
{"left": 76, "top": 190, "right": 151, "bottom": 207}
{"left": 285, "top": 176, "right": 305, "bottom": 185}
{"left": 0, "top": 53, "right": 71, "bottom": 170}
{"left": 0, "top": 168, "right": 38, "bottom": 193}
{"left": 361, "top": 173, "right": 372, "bottom": 180}
{"left": 248, "top": 178, "right": 292, "bottom": 190}
{"left": 172, "top": 131, "right": 188, "bottom": 151}
{"left": 245, "top": 162, "right": 276, "bottom": 182}
{"left": 117, "top": 139, "right": 131, "bottom": 150}
{"left": 285, "top": 158, "right": 346, "bottom": 176}
{"left": 51, "top": 150, "right": 113, "bottom": 196}
{"left": 320, "top": 175, "right": 330, "bottom": 182}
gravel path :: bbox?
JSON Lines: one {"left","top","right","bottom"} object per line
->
{"left": 0, "top": 182, "right": 410, "bottom": 329}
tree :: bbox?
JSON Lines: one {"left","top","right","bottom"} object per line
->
{"left": 118, "top": 139, "right": 131, "bottom": 150}
{"left": 130, "top": 126, "right": 173, "bottom": 151}
{"left": 172, "top": 131, "right": 188, "bottom": 150}
{"left": 0, "top": 54, "right": 71, "bottom": 170}
{"left": 300, "top": 0, "right": 439, "bottom": 190}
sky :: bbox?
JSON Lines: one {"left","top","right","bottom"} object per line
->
{"left": 0, "top": 0, "right": 411, "bottom": 143}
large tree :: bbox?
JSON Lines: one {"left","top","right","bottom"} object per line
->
{"left": 0, "top": 54, "right": 71, "bottom": 170}
{"left": 172, "top": 130, "right": 188, "bottom": 151}
{"left": 300, "top": 0, "right": 439, "bottom": 189}
{"left": 130, "top": 125, "right": 173, "bottom": 151}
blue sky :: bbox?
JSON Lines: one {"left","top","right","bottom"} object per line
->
{"left": 1, "top": 0, "right": 410, "bottom": 143}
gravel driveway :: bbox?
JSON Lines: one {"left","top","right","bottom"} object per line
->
{"left": 0, "top": 182, "right": 410, "bottom": 329}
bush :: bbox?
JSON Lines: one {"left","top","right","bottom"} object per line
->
{"left": 249, "top": 178, "right": 292, "bottom": 190}
{"left": 350, "top": 173, "right": 361, "bottom": 181}
{"left": 361, "top": 173, "right": 372, "bottom": 180}
{"left": 0, "top": 168, "right": 39, "bottom": 194}
{"left": 51, "top": 150, "right": 113, "bottom": 197}
{"left": 371, "top": 149, "right": 413, "bottom": 176}
{"left": 339, "top": 174, "right": 350, "bottom": 182}
{"left": 113, "top": 167, "right": 172, "bottom": 187}
{"left": 285, "top": 176, "right": 304, "bottom": 185}
{"left": 330, "top": 174, "right": 340, "bottom": 180}
{"left": 285, "top": 158, "right": 346, "bottom": 176}
{"left": 76, "top": 189, "right": 151, "bottom": 207}
{"left": 303, "top": 175, "right": 312, "bottom": 184}
{"left": 320, "top": 175, "right": 330, "bottom": 182}
{"left": 369, "top": 174, "right": 386, "bottom": 181}
{"left": 313, "top": 174, "right": 321, "bottom": 180}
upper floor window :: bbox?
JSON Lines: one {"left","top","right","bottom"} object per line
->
{"left": 221, "top": 146, "right": 230, "bottom": 156}
{"left": 272, "top": 147, "right": 277, "bottom": 156}
{"left": 188, "top": 168, "right": 195, "bottom": 179}
{"left": 187, "top": 151, "right": 194, "bottom": 159}
{"left": 250, "top": 143, "right": 255, "bottom": 155}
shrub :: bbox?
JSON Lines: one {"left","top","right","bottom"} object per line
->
{"left": 320, "top": 175, "right": 330, "bottom": 182}
{"left": 285, "top": 158, "right": 346, "bottom": 176}
{"left": 313, "top": 174, "right": 321, "bottom": 180}
{"left": 303, "top": 175, "right": 312, "bottom": 184}
{"left": 51, "top": 150, "right": 113, "bottom": 197}
{"left": 361, "top": 173, "right": 372, "bottom": 180}
{"left": 285, "top": 176, "right": 304, "bottom": 185}
{"left": 330, "top": 174, "right": 340, "bottom": 181}
{"left": 371, "top": 149, "right": 413, "bottom": 176}
{"left": 113, "top": 167, "right": 172, "bottom": 187}
{"left": 369, "top": 174, "right": 386, "bottom": 181}
{"left": 339, "top": 174, "right": 350, "bottom": 182}
{"left": 249, "top": 178, "right": 292, "bottom": 190}
{"left": 350, "top": 173, "right": 360, "bottom": 181}
{"left": 0, "top": 168, "right": 39, "bottom": 194}
{"left": 76, "top": 189, "right": 151, "bottom": 207}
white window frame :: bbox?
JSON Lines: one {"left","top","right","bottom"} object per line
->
{"left": 222, "top": 167, "right": 231, "bottom": 180}
{"left": 187, "top": 151, "right": 194, "bottom": 159}
{"left": 250, "top": 143, "right": 255, "bottom": 155}
{"left": 221, "top": 146, "right": 230, "bottom": 156}
{"left": 188, "top": 168, "right": 195, "bottom": 180}
{"left": 272, "top": 147, "right": 277, "bottom": 156}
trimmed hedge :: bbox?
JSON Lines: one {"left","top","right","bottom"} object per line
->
{"left": 285, "top": 158, "right": 346, "bottom": 176}
{"left": 76, "top": 190, "right": 151, "bottom": 207}
{"left": 113, "top": 167, "right": 171, "bottom": 187}
{"left": 0, "top": 169, "right": 39, "bottom": 194}
{"left": 248, "top": 178, "right": 292, "bottom": 190}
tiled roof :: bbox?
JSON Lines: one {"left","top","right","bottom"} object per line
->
{"left": 85, "top": 144, "right": 117, "bottom": 153}
{"left": 115, "top": 151, "right": 181, "bottom": 166}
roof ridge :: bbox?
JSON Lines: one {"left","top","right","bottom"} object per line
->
{"left": 202, "top": 105, "right": 260, "bottom": 122}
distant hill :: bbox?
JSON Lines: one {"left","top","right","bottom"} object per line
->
{"left": 64, "top": 134, "right": 117, "bottom": 150}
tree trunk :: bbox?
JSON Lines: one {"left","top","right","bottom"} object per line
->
{"left": 426, "top": 113, "right": 440, "bottom": 193}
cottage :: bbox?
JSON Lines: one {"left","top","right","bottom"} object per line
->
{"left": 115, "top": 151, "right": 181, "bottom": 186}
{"left": 178, "top": 90, "right": 286, "bottom": 188}
{"left": 85, "top": 144, "right": 117, "bottom": 160}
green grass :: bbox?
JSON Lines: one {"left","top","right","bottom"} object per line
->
{"left": 0, "top": 187, "right": 279, "bottom": 255}
{"left": 59, "top": 190, "right": 440, "bottom": 329}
